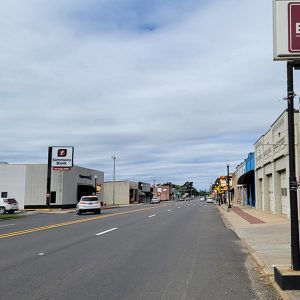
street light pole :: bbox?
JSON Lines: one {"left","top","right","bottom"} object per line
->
{"left": 94, "top": 175, "right": 97, "bottom": 196}
{"left": 287, "top": 62, "right": 300, "bottom": 270}
{"left": 112, "top": 155, "right": 116, "bottom": 206}
{"left": 227, "top": 163, "right": 231, "bottom": 209}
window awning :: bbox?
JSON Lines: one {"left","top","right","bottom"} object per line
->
{"left": 237, "top": 170, "right": 254, "bottom": 185}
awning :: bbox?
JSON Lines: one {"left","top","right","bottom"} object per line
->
{"left": 237, "top": 170, "right": 254, "bottom": 185}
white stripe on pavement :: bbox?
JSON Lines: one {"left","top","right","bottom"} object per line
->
{"left": 148, "top": 214, "right": 156, "bottom": 218}
{"left": 0, "top": 224, "right": 15, "bottom": 228}
{"left": 96, "top": 228, "right": 119, "bottom": 236}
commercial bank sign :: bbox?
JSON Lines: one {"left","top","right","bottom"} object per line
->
{"left": 274, "top": 0, "right": 300, "bottom": 60}
{"left": 51, "top": 146, "right": 74, "bottom": 169}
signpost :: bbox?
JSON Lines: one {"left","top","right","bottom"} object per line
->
{"left": 273, "top": 0, "right": 300, "bottom": 289}
{"left": 46, "top": 146, "right": 74, "bottom": 207}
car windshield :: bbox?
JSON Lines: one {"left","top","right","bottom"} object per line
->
{"left": 81, "top": 197, "right": 98, "bottom": 202}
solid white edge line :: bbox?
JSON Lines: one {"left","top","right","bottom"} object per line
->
{"left": 96, "top": 227, "right": 119, "bottom": 236}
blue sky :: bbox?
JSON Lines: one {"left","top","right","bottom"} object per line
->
{"left": 0, "top": 0, "right": 290, "bottom": 189}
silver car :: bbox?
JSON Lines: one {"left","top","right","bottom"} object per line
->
{"left": 150, "top": 197, "right": 161, "bottom": 204}
{"left": 206, "top": 197, "right": 214, "bottom": 203}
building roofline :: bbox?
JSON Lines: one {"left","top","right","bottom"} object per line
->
{"left": 254, "top": 109, "right": 299, "bottom": 145}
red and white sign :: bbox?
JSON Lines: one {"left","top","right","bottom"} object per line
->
{"left": 53, "top": 167, "right": 71, "bottom": 171}
{"left": 273, "top": 0, "right": 300, "bottom": 60}
{"left": 51, "top": 146, "right": 74, "bottom": 169}
{"left": 289, "top": 2, "right": 300, "bottom": 52}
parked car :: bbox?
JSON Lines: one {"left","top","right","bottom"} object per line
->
{"left": 0, "top": 198, "right": 19, "bottom": 214}
{"left": 76, "top": 196, "right": 101, "bottom": 215}
{"left": 206, "top": 197, "right": 214, "bottom": 203}
{"left": 150, "top": 197, "right": 161, "bottom": 204}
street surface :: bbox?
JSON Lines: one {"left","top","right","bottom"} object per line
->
{"left": 0, "top": 200, "right": 270, "bottom": 299}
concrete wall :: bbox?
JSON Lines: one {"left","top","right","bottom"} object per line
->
{"left": 104, "top": 181, "right": 130, "bottom": 205}
{"left": 61, "top": 166, "right": 104, "bottom": 205}
{"left": 0, "top": 164, "right": 27, "bottom": 209}
{"left": 25, "top": 165, "right": 47, "bottom": 207}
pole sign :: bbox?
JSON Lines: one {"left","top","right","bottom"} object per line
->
{"left": 51, "top": 146, "right": 74, "bottom": 170}
{"left": 274, "top": 0, "right": 300, "bottom": 60}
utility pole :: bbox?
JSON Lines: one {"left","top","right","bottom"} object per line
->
{"left": 112, "top": 155, "right": 116, "bottom": 206}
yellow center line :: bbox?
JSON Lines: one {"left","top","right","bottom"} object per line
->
{"left": 0, "top": 204, "right": 167, "bottom": 239}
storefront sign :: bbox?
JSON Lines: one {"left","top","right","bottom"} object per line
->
{"left": 274, "top": 0, "right": 300, "bottom": 60}
{"left": 79, "top": 174, "right": 92, "bottom": 180}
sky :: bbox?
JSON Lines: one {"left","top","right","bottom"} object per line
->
{"left": 0, "top": 0, "right": 294, "bottom": 190}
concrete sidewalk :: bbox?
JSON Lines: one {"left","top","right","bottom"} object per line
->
{"left": 217, "top": 203, "right": 300, "bottom": 300}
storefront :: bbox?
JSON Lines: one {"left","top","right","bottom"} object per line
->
{"left": 255, "top": 110, "right": 300, "bottom": 217}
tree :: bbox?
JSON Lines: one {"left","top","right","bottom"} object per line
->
{"left": 210, "top": 178, "right": 220, "bottom": 193}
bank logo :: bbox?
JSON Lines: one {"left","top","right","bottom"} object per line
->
{"left": 57, "top": 149, "right": 67, "bottom": 157}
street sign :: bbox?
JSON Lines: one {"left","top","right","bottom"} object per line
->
{"left": 273, "top": 0, "right": 300, "bottom": 60}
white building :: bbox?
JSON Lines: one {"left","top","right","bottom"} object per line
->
{"left": 254, "top": 110, "right": 300, "bottom": 218}
{"left": 103, "top": 181, "right": 139, "bottom": 205}
{"left": 0, "top": 164, "right": 104, "bottom": 209}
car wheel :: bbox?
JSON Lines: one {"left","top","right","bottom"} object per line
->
{"left": 77, "top": 210, "right": 82, "bottom": 215}
{"left": 8, "top": 210, "right": 14, "bottom": 214}
{"left": 94, "top": 209, "right": 101, "bottom": 214}
{"left": 0, "top": 207, "right": 6, "bottom": 214}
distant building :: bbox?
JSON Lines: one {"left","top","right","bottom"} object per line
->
{"left": 219, "top": 175, "right": 232, "bottom": 203}
{"left": 103, "top": 181, "right": 139, "bottom": 205}
{"left": 138, "top": 182, "right": 152, "bottom": 203}
{"left": 152, "top": 184, "right": 171, "bottom": 201}
{"left": 236, "top": 153, "right": 255, "bottom": 207}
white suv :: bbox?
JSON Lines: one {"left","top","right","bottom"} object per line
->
{"left": 76, "top": 196, "right": 101, "bottom": 215}
{"left": 0, "top": 198, "right": 19, "bottom": 214}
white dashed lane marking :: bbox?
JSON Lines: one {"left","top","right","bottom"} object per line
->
{"left": 0, "top": 224, "right": 15, "bottom": 228}
{"left": 148, "top": 214, "right": 156, "bottom": 218}
{"left": 96, "top": 228, "right": 119, "bottom": 236}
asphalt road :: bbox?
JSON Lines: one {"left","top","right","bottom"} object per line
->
{"left": 0, "top": 200, "right": 259, "bottom": 300}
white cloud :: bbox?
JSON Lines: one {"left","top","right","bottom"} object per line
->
{"left": 0, "top": 0, "right": 289, "bottom": 189}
